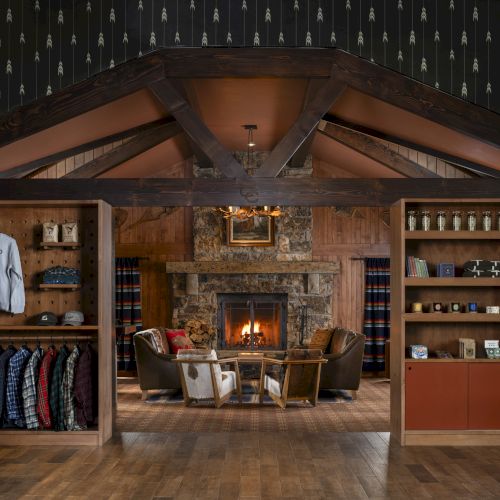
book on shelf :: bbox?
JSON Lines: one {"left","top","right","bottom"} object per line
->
{"left": 406, "top": 256, "right": 429, "bottom": 278}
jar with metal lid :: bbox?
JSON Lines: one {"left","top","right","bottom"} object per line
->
{"left": 407, "top": 210, "right": 418, "bottom": 231}
{"left": 421, "top": 210, "right": 431, "bottom": 231}
{"left": 437, "top": 211, "right": 447, "bottom": 231}
{"left": 482, "top": 211, "right": 492, "bottom": 231}
{"left": 452, "top": 211, "right": 462, "bottom": 231}
{"left": 467, "top": 211, "right": 477, "bottom": 231}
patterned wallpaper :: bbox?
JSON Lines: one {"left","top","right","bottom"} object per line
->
{"left": 0, "top": 1, "right": 498, "bottom": 115}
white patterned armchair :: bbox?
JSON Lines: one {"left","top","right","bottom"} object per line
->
{"left": 174, "top": 349, "right": 241, "bottom": 408}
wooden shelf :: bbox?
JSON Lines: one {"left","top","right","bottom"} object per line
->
{"left": 405, "top": 230, "right": 500, "bottom": 240}
{"left": 405, "top": 277, "right": 500, "bottom": 287}
{"left": 39, "top": 284, "right": 81, "bottom": 290}
{"left": 404, "top": 313, "right": 500, "bottom": 322}
{"left": 0, "top": 325, "right": 98, "bottom": 331}
{"left": 405, "top": 358, "right": 500, "bottom": 363}
{"left": 39, "top": 242, "right": 82, "bottom": 249}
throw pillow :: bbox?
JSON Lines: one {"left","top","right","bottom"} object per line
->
{"left": 308, "top": 328, "right": 334, "bottom": 352}
{"left": 331, "top": 328, "right": 354, "bottom": 354}
{"left": 166, "top": 329, "right": 194, "bottom": 354}
{"left": 152, "top": 327, "right": 170, "bottom": 354}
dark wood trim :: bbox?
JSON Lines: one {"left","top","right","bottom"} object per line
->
{"left": 62, "top": 121, "right": 182, "bottom": 178}
{"left": 0, "top": 118, "right": 176, "bottom": 179}
{"left": 149, "top": 79, "right": 248, "bottom": 179}
{"left": 318, "top": 121, "right": 441, "bottom": 178}
{"left": 1, "top": 178, "right": 500, "bottom": 206}
{"left": 332, "top": 50, "right": 500, "bottom": 149}
{"left": 0, "top": 55, "right": 165, "bottom": 148}
{"left": 323, "top": 115, "right": 500, "bottom": 179}
{"left": 255, "top": 79, "right": 346, "bottom": 177}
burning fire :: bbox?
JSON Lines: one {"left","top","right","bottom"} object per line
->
{"left": 240, "top": 320, "right": 265, "bottom": 347}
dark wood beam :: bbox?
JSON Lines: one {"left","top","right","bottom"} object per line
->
{"left": 289, "top": 79, "right": 326, "bottom": 168}
{"left": 332, "top": 50, "right": 500, "bottom": 149}
{"left": 62, "top": 121, "right": 182, "bottom": 178}
{"left": 324, "top": 115, "right": 500, "bottom": 179}
{"left": 0, "top": 54, "right": 165, "bottom": 148}
{"left": 255, "top": 79, "right": 346, "bottom": 177}
{"left": 149, "top": 79, "right": 248, "bottom": 179}
{"left": 0, "top": 178, "right": 499, "bottom": 206}
{"left": 0, "top": 118, "right": 175, "bottom": 179}
{"left": 318, "top": 121, "right": 441, "bottom": 178}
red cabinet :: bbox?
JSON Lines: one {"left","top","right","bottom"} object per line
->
{"left": 469, "top": 364, "right": 500, "bottom": 429}
{"left": 405, "top": 362, "right": 468, "bottom": 430}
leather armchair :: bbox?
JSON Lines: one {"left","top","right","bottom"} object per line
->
{"left": 319, "top": 328, "right": 365, "bottom": 399}
{"left": 133, "top": 331, "right": 181, "bottom": 400}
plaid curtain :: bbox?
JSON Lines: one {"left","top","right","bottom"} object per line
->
{"left": 115, "top": 257, "right": 142, "bottom": 371}
{"left": 362, "top": 258, "right": 390, "bottom": 372}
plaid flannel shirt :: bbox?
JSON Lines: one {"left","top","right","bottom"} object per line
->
{"left": 22, "top": 346, "right": 44, "bottom": 430}
{"left": 62, "top": 346, "right": 81, "bottom": 431}
{"left": 0, "top": 346, "right": 17, "bottom": 427}
{"left": 50, "top": 345, "right": 70, "bottom": 431}
{"left": 74, "top": 343, "right": 98, "bottom": 428}
{"left": 6, "top": 346, "right": 32, "bottom": 426}
{"left": 37, "top": 346, "right": 57, "bottom": 429}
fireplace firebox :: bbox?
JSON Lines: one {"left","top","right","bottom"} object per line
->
{"left": 217, "top": 293, "right": 287, "bottom": 350}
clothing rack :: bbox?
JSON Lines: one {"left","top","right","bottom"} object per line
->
{"left": 350, "top": 256, "right": 390, "bottom": 261}
{"left": 0, "top": 335, "right": 95, "bottom": 341}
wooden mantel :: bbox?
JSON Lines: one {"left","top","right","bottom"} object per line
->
{"left": 165, "top": 261, "right": 339, "bottom": 274}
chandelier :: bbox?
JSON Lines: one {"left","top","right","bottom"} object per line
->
{"left": 215, "top": 206, "right": 282, "bottom": 219}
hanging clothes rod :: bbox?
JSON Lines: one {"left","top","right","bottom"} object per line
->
{"left": 350, "top": 256, "right": 390, "bottom": 261}
{"left": 0, "top": 335, "right": 96, "bottom": 341}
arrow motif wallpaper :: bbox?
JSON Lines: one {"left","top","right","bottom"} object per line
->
{"left": 0, "top": 0, "right": 498, "bottom": 114}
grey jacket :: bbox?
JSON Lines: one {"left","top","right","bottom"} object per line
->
{"left": 0, "top": 233, "right": 25, "bottom": 314}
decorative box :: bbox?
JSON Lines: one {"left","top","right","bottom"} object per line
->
{"left": 437, "top": 263, "right": 455, "bottom": 277}
{"left": 485, "top": 340, "right": 500, "bottom": 359}
{"left": 486, "top": 306, "right": 500, "bottom": 314}
{"left": 409, "top": 345, "right": 428, "bottom": 359}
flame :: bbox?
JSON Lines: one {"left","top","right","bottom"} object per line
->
{"left": 241, "top": 320, "right": 261, "bottom": 336}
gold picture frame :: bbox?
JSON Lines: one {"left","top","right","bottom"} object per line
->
{"left": 227, "top": 215, "right": 275, "bottom": 246}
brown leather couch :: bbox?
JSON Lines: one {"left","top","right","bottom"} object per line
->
{"left": 133, "top": 331, "right": 181, "bottom": 400}
{"left": 319, "top": 327, "right": 366, "bottom": 399}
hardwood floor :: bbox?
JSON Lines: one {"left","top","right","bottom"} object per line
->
{"left": 2, "top": 431, "right": 500, "bottom": 499}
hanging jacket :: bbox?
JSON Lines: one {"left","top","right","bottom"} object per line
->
{"left": 62, "top": 346, "right": 81, "bottom": 431}
{"left": 6, "top": 346, "right": 32, "bottom": 427}
{"left": 0, "top": 233, "right": 25, "bottom": 314}
{"left": 0, "top": 346, "right": 17, "bottom": 427}
{"left": 22, "top": 346, "right": 44, "bottom": 430}
{"left": 50, "top": 345, "right": 70, "bottom": 431}
{"left": 37, "top": 346, "right": 57, "bottom": 429}
{"left": 74, "top": 344, "right": 98, "bottom": 428}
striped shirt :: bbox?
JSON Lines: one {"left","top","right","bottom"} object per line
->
{"left": 22, "top": 346, "right": 44, "bottom": 429}
{"left": 62, "top": 346, "right": 81, "bottom": 431}
{"left": 6, "top": 346, "right": 32, "bottom": 426}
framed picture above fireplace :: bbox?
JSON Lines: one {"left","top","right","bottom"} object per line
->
{"left": 227, "top": 215, "right": 274, "bottom": 246}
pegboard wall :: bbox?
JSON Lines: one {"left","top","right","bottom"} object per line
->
{"left": 0, "top": 204, "right": 99, "bottom": 326}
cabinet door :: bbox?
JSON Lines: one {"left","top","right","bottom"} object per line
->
{"left": 469, "top": 364, "right": 500, "bottom": 429}
{"left": 405, "top": 362, "right": 468, "bottom": 430}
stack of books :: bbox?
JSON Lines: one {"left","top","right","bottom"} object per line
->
{"left": 459, "top": 338, "right": 476, "bottom": 359}
{"left": 406, "top": 256, "right": 429, "bottom": 277}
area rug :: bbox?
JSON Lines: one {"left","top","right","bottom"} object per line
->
{"left": 116, "top": 378, "right": 389, "bottom": 433}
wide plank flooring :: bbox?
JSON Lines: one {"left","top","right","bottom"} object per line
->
{"left": 2, "top": 431, "right": 500, "bottom": 499}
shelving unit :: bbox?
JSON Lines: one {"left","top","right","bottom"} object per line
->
{"left": 391, "top": 198, "right": 500, "bottom": 446}
{"left": 0, "top": 201, "right": 113, "bottom": 446}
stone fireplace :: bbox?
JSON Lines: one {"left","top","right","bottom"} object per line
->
{"left": 217, "top": 293, "right": 288, "bottom": 350}
{"left": 166, "top": 154, "right": 338, "bottom": 348}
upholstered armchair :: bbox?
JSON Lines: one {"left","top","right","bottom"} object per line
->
{"left": 259, "top": 349, "right": 326, "bottom": 409}
{"left": 133, "top": 330, "right": 181, "bottom": 400}
{"left": 174, "top": 349, "right": 242, "bottom": 408}
{"left": 319, "top": 328, "right": 366, "bottom": 399}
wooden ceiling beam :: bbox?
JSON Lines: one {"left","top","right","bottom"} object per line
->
{"left": 255, "top": 78, "right": 346, "bottom": 177}
{"left": 149, "top": 79, "right": 248, "bottom": 179}
{"left": 0, "top": 118, "right": 175, "bottom": 179}
{"left": 0, "top": 55, "right": 165, "bottom": 148}
{"left": 318, "top": 120, "right": 441, "bottom": 178}
{"left": 332, "top": 50, "right": 500, "bottom": 149}
{"left": 0, "top": 178, "right": 498, "bottom": 206}
{"left": 323, "top": 115, "right": 500, "bottom": 178}
{"left": 62, "top": 121, "right": 182, "bottom": 178}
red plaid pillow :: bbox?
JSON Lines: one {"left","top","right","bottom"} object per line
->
{"left": 166, "top": 329, "right": 194, "bottom": 354}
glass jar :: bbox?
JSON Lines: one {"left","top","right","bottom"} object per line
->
{"left": 421, "top": 210, "right": 431, "bottom": 231}
{"left": 467, "top": 211, "right": 477, "bottom": 231}
{"left": 437, "top": 211, "right": 447, "bottom": 231}
{"left": 452, "top": 211, "right": 462, "bottom": 231}
{"left": 407, "top": 210, "right": 418, "bottom": 231}
{"left": 482, "top": 211, "right": 492, "bottom": 231}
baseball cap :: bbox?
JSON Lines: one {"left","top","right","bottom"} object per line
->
{"left": 37, "top": 312, "right": 58, "bottom": 326}
{"left": 61, "top": 311, "right": 84, "bottom": 326}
